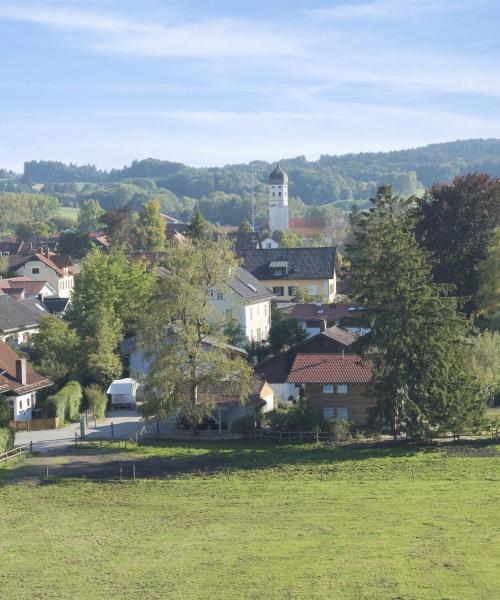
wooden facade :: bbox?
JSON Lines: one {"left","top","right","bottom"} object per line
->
{"left": 304, "top": 383, "right": 376, "bottom": 425}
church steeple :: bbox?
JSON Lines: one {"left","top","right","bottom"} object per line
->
{"left": 268, "top": 163, "right": 289, "bottom": 232}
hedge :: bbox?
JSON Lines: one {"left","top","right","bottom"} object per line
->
{"left": 0, "top": 427, "right": 15, "bottom": 454}
{"left": 84, "top": 384, "right": 108, "bottom": 419}
{"left": 46, "top": 381, "right": 83, "bottom": 423}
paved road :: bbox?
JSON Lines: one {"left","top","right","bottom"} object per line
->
{"left": 15, "top": 409, "right": 145, "bottom": 454}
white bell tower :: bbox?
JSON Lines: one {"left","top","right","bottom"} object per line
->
{"left": 268, "top": 164, "right": 289, "bottom": 232}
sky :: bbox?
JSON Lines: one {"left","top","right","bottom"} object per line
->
{"left": 1, "top": 0, "right": 500, "bottom": 171}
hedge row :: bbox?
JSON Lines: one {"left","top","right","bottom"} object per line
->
{"left": 84, "top": 385, "right": 108, "bottom": 419}
{"left": 46, "top": 381, "right": 83, "bottom": 423}
{"left": 0, "top": 426, "right": 15, "bottom": 454}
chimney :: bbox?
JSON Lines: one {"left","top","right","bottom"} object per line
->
{"left": 15, "top": 358, "right": 27, "bottom": 385}
{"left": 44, "top": 247, "right": 50, "bottom": 258}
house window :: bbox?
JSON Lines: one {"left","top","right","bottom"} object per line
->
{"left": 288, "top": 286, "right": 297, "bottom": 296}
{"left": 273, "top": 287, "right": 284, "bottom": 297}
{"left": 336, "top": 408, "right": 348, "bottom": 420}
{"left": 278, "top": 191, "right": 281, "bottom": 197}
{"left": 249, "top": 307, "right": 253, "bottom": 320}
{"left": 337, "top": 384, "right": 348, "bottom": 394}
{"left": 18, "top": 399, "right": 23, "bottom": 409}
{"left": 272, "top": 192, "right": 275, "bottom": 197}
{"left": 323, "top": 407, "right": 334, "bottom": 420}
{"left": 257, "top": 329, "right": 262, "bottom": 342}
{"left": 323, "top": 384, "right": 334, "bottom": 394}
{"left": 264, "top": 304, "right": 268, "bottom": 316}
{"left": 27, "top": 397, "right": 30, "bottom": 407}
{"left": 217, "top": 292, "right": 224, "bottom": 300}
{"left": 32, "top": 267, "right": 40, "bottom": 275}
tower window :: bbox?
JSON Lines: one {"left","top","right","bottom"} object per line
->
{"left": 278, "top": 192, "right": 281, "bottom": 196}
{"left": 272, "top": 192, "right": 275, "bottom": 197}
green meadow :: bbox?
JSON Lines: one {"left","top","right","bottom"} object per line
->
{"left": 0, "top": 441, "right": 498, "bottom": 600}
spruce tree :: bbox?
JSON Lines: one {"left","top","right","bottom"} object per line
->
{"left": 348, "top": 186, "right": 482, "bottom": 438}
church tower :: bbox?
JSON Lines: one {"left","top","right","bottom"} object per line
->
{"left": 268, "top": 164, "right": 289, "bottom": 232}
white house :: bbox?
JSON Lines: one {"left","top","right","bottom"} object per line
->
{"left": 0, "top": 342, "right": 52, "bottom": 422}
{"left": 210, "top": 267, "right": 275, "bottom": 343}
{"left": 8, "top": 252, "right": 75, "bottom": 298}
{"left": 261, "top": 236, "right": 280, "bottom": 249}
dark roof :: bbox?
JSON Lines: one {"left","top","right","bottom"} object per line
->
{"left": 166, "top": 222, "right": 189, "bottom": 240}
{"left": 0, "top": 295, "right": 47, "bottom": 333}
{"left": 287, "top": 353, "right": 373, "bottom": 384}
{"left": 239, "top": 247, "right": 336, "bottom": 281}
{"left": 227, "top": 231, "right": 262, "bottom": 250}
{"left": 228, "top": 267, "right": 274, "bottom": 303}
{"left": 255, "top": 326, "right": 358, "bottom": 383}
{"left": 281, "top": 303, "right": 364, "bottom": 321}
{"left": 320, "top": 326, "right": 358, "bottom": 346}
{"left": 43, "top": 297, "right": 71, "bottom": 314}
{"left": 268, "top": 164, "right": 288, "bottom": 185}
{"left": 0, "top": 341, "right": 52, "bottom": 395}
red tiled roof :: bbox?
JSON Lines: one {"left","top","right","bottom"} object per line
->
{"left": 289, "top": 217, "right": 329, "bottom": 237}
{"left": 0, "top": 341, "right": 52, "bottom": 395}
{"left": 287, "top": 353, "right": 373, "bottom": 383}
{"left": 0, "top": 277, "right": 48, "bottom": 296}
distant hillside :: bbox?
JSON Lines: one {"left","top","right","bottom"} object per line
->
{"left": 2, "top": 138, "right": 500, "bottom": 226}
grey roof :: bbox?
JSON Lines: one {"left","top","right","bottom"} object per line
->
{"left": 228, "top": 267, "right": 275, "bottom": 303}
{"left": 268, "top": 164, "right": 288, "bottom": 185}
{"left": 239, "top": 247, "right": 337, "bottom": 281}
{"left": 43, "top": 297, "right": 70, "bottom": 314}
{"left": 321, "top": 326, "right": 358, "bottom": 347}
{"left": 0, "top": 294, "right": 47, "bottom": 333}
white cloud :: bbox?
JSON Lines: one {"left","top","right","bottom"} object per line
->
{"left": 0, "top": 5, "right": 301, "bottom": 58}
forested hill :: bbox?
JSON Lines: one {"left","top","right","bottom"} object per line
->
{"left": 21, "top": 138, "right": 500, "bottom": 196}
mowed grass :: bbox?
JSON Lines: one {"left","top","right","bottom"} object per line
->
{"left": 0, "top": 442, "right": 499, "bottom": 600}
{"left": 57, "top": 206, "right": 79, "bottom": 222}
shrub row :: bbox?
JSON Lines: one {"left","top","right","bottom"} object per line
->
{"left": 84, "top": 384, "right": 108, "bottom": 419}
{"left": 46, "top": 381, "right": 83, "bottom": 423}
{"left": 0, "top": 426, "right": 15, "bottom": 454}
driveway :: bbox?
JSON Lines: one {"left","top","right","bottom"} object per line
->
{"left": 15, "top": 408, "right": 145, "bottom": 454}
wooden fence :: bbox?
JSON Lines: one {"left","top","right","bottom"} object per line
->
{"left": 0, "top": 445, "right": 28, "bottom": 464}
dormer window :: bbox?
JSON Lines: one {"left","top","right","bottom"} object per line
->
{"left": 269, "top": 261, "right": 288, "bottom": 277}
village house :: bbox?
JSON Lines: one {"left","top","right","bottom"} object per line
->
{"left": 0, "top": 276, "right": 57, "bottom": 301}
{"left": 7, "top": 252, "right": 76, "bottom": 298}
{"left": 238, "top": 247, "right": 337, "bottom": 302}
{"left": 256, "top": 327, "right": 375, "bottom": 425}
{"left": 0, "top": 294, "right": 48, "bottom": 346}
{"left": 210, "top": 266, "right": 275, "bottom": 343}
{"left": 0, "top": 341, "right": 52, "bottom": 422}
{"left": 278, "top": 302, "right": 371, "bottom": 337}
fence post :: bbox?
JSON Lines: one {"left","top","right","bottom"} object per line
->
{"left": 75, "top": 432, "right": 78, "bottom": 447}
{"left": 132, "top": 464, "right": 136, "bottom": 481}
{"left": 320, "top": 467, "right": 324, "bottom": 481}
{"left": 135, "top": 431, "right": 138, "bottom": 444}
{"left": 157, "top": 421, "right": 160, "bottom": 438}
{"left": 120, "top": 467, "right": 123, "bottom": 481}
{"left": 411, "top": 467, "right": 415, "bottom": 481}
{"left": 45, "top": 466, "right": 49, "bottom": 480}
{"left": 111, "top": 422, "right": 114, "bottom": 440}
{"left": 30, "top": 440, "right": 33, "bottom": 453}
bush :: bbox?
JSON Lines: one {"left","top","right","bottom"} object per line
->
{"left": 0, "top": 427, "right": 15, "bottom": 454}
{"left": 266, "top": 397, "right": 321, "bottom": 431}
{"left": 45, "top": 381, "right": 83, "bottom": 423}
{"left": 84, "top": 384, "right": 108, "bottom": 419}
{"left": 230, "top": 414, "right": 257, "bottom": 434}
{"left": 328, "top": 417, "right": 352, "bottom": 442}
{"left": 64, "top": 381, "right": 83, "bottom": 421}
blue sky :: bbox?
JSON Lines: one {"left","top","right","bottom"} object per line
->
{"left": 1, "top": 0, "right": 500, "bottom": 170}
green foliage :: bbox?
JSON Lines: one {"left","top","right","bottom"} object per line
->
{"left": 349, "top": 185, "right": 483, "bottom": 438}
{"left": 57, "top": 231, "right": 93, "bottom": 258}
{"left": 266, "top": 397, "right": 320, "bottom": 431}
{"left": 69, "top": 247, "right": 155, "bottom": 338}
{"left": 0, "top": 398, "right": 12, "bottom": 428}
{"left": 100, "top": 207, "right": 136, "bottom": 247}
{"left": 0, "top": 426, "right": 14, "bottom": 454}
{"left": 185, "top": 209, "right": 208, "bottom": 240}
{"left": 0, "top": 255, "right": 9, "bottom": 276}
{"left": 466, "top": 330, "right": 500, "bottom": 398}
{"left": 84, "top": 384, "right": 108, "bottom": 419}
{"left": 230, "top": 413, "right": 258, "bottom": 433}
{"left": 140, "top": 238, "right": 255, "bottom": 420}
{"left": 0, "top": 192, "right": 59, "bottom": 232}
{"left": 269, "top": 307, "right": 308, "bottom": 354}
{"left": 15, "top": 221, "right": 52, "bottom": 242}
{"left": 28, "top": 315, "right": 81, "bottom": 385}
{"left": 84, "top": 310, "right": 123, "bottom": 388}
{"left": 223, "top": 318, "right": 246, "bottom": 348}
{"left": 477, "top": 228, "right": 500, "bottom": 330}
{"left": 238, "top": 220, "right": 253, "bottom": 232}
{"left": 135, "top": 198, "right": 166, "bottom": 251}
{"left": 272, "top": 230, "right": 303, "bottom": 248}
{"left": 293, "top": 287, "right": 326, "bottom": 304}
{"left": 415, "top": 174, "right": 500, "bottom": 316}
{"left": 77, "top": 198, "right": 105, "bottom": 233}
{"left": 46, "top": 381, "right": 83, "bottom": 422}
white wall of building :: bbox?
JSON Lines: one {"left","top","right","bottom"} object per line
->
{"left": 269, "top": 183, "right": 289, "bottom": 232}
{"left": 8, "top": 392, "right": 36, "bottom": 421}
{"left": 14, "top": 260, "right": 74, "bottom": 298}
{"left": 210, "top": 292, "right": 271, "bottom": 343}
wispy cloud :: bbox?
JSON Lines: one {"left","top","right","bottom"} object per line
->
{"left": 0, "top": 5, "right": 302, "bottom": 58}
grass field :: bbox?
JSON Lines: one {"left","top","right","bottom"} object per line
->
{"left": 58, "top": 206, "right": 79, "bottom": 222}
{"left": 0, "top": 441, "right": 499, "bottom": 600}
